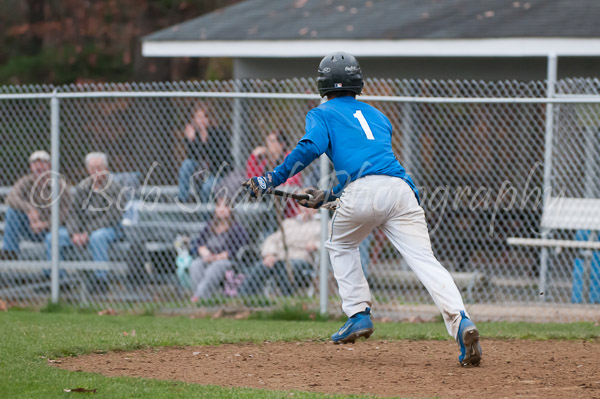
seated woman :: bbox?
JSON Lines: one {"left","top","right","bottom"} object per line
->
{"left": 189, "top": 195, "right": 248, "bottom": 302}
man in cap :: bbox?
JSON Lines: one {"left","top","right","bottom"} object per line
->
{"left": 1, "top": 151, "right": 70, "bottom": 260}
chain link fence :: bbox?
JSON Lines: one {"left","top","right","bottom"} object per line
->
{"left": 1, "top": 78, "right": 599, "bottom": 321}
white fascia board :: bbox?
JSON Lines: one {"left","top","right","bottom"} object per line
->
{"left": 143, "top": 38, "right": 600, "bottom": 58}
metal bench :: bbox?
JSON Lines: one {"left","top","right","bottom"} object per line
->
{"left": 368, "top": 269, "right": 490, "bottom": 303}
{"left": 0, "top": 260, "right": 129, "bottom": 303}
{"left": 508, "top": 197, "right": 600, "bottom": 302}
{"left": 1, "top": 189, "right": 278, "bottom": 302}
{"left": 0, "top": 260, "right": 128, "bottom": 272}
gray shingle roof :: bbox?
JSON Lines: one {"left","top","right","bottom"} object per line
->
{"left": 144, "top": 0, "right": 600, "bottom": 42}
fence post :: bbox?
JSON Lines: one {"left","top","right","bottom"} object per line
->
{"left": 317, "top": 95, "right": 331, "bottom": 316}
{"left": 539, "top": 53, "right": 557, "bottom": 301}
{"left": 400, "top": 84, "right": 417, "bottom": 179}
{"left": 319, "top": 153, "right": 330, "bottom": 316}
{"left": 583, "top": 125, "right": 598, "bottom": 198}
{"left": 232, "top": 80, "right": 243, "bottom": 169}
{"left": 50, "top": 90, "right": 61, "bottom": 304}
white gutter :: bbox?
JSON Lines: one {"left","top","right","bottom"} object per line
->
{"left": 142, "top": 38, "right": 600, "bottom": 58}
{"left": 4, "top": 91, "right": 600, "bottom": 103}
{"left": 3, "top": 91, "right": 600, "bottom": 103}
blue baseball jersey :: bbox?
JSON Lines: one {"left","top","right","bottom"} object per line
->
{"left": 272, "top": 96, "right": 419, "bottom": 202}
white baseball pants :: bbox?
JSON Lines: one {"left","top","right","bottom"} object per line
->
{"left": 325, "top": 175, "right": 469, "bottom": 339}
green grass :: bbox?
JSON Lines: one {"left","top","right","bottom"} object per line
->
{"left": 0, "top": 311, "right": 599, "bottom": 399}
{"left": 249, "top": 304, "right": 339, "bottom": 322}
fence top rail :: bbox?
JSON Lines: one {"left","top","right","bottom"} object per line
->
{"left": 1, "top": 91, "right": 600, "bottom": 103}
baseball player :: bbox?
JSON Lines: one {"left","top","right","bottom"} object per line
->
{"left": 244, "top": 52, "right": 482, "bottom": 367}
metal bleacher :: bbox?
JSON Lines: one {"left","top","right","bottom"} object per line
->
{"left": 0, "top": 183, "right": 276, "bottom": 301}
{"left": 0, "top": 187, "right": 10, "bottom": 243}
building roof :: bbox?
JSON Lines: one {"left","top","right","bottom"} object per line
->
{"left": 143, "top": 0, "right": 600, "bottom": 57}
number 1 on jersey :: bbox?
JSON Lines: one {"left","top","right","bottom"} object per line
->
{"left": 353, "top": 110, "right": 375, "bottom": 140}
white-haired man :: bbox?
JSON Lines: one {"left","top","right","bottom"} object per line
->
{"left": 1, "top": 151, "right": 70, "bottom": 260}
{"left": 46, "top": 152, "right": 126, "bottom": 288}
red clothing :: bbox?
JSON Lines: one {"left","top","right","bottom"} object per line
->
{"left": 245, "top": 153, "right": 265, "bottom": 179}
{"left": 245, "top": 153, "right": 302, "bottom": 187}
{"left": 246, "top": 152, "right": 302, "bottom": 217}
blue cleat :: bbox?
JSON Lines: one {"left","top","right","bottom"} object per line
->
{"left": 456, "top": 310, "right": 482, "bottom": 367}
{"left": 331, "top": 307, "right": 374, "bottom": 344}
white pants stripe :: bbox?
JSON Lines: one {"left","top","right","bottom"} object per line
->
{"left": 325, "top": 175, "right": 468, "bottom": 338}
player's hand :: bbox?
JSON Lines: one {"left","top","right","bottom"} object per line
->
{"left": 72, "top": 233, "right": 89, "bottom": 247}
{"left": 263, "top": 254, "right": 277, "bottom": 268}
{"left": 198, "top": 246, "right": 212, "bottom": 262}
{"left": 297, "top": 188, "right": 328, "bottom": 209}
{"left": 184, "top": 124, "right": 196, "bottom": 141}
{"left": 30, "top": 220, "right": 48, "bottom": 234}
{"left": 251, "top": 146, "right": 267, "bottom": 158}
{"left": 27, "top": 208, "right": 40, "bottom": 224}
{"left": 306, "top": 241, "right": 319, "bottom": 251}
{"left": 242, "top": 172, "right": 275, "bottom": 198}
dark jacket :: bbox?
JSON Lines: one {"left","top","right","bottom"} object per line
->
{"left": 185, "top": 127, "right": 232, "bottom": 175}
{"left": 67, "top": 175, "right": 126, "bottom": 234}
{"left": 191, "top": 222, "right": 248, "bottom": 260}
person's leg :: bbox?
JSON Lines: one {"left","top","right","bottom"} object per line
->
{"left": 192, "top": 259, "right": 232, "bottom": 299}
{"left": 327, "top": 177, "right": 416, "bottom": 344}
{"left": 291, "top": 259, "right": 314, "bottom": 292}
{"left": 380, "top": 177, "right": 480, "bottom": 366}
{"left": 42, "top": 227, "right": 71, "bottom": 279}
{"left": 189, "top": 257, "right": 206, "bottom": 292}
{"left": 324, "top": 182, "right": 383, "bottom": 317}
{"left": 178, "top": 158, "right": 198, "bottom": 202}
{"left": 239, "top": 261, "right": 270, "bottom": 296}
{"left": 89, "top": 227, "right": 118, "bottom": 279}
{"left": 200, "top": 174, "right": 218, "bottom": 202}
{"left": 272, "top": 260, "right": 295, "bottom": 296}
{"left": 380, "top": 178, "right": 467, "bottom": 339}
{"left": 44, "top": 227, "right": 71, "bottom": 261}
{"left": 88, "top": 228, "right": 118, "bottom": 261}
{"left": 2, "top": 207, "right": 32, "bottom": 255}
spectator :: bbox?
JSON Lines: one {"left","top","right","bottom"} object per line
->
{"left": 1, "top": 151, "right": 70, "bottom": 260}
{"left": 246, "top": 130, "right": 301, "bottom": 185}
{"left": 240, "top": 206, "right": 320, "bottom": 297}
{"left": 178, "top": 105, "right": 231, "bottom": 202}
{"left": 47, "top": 152, "right": 126, "bottom": 288}
{"left": 247, "top": 130, "right": 302, "bottom": 216}
{"left": 190, "top": 195, "right": 249, "bottom": 302}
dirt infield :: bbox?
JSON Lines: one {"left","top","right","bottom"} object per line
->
{"left": 56, "top": 340, "right": 600, "bottom": 398}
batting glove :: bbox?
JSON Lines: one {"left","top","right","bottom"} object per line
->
{"left": 243, "top": 172, "right": 275, "bottom": 198}
{"left": 297, "top": 188, "right": 338, "bottom": 209}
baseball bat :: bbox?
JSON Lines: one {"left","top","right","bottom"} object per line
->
{"left": 272, "top": 189, "right": 313, "bottom": 201}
